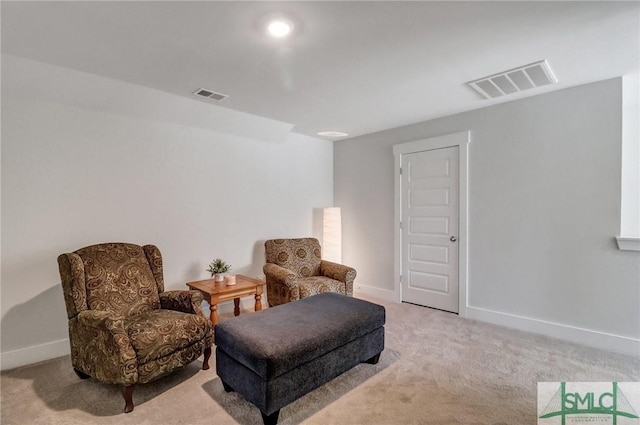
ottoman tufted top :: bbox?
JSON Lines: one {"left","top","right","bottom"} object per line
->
{"left": 214, "top": 293, "right": 385, "bottom": 380}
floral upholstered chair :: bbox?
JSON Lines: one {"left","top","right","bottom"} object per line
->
{"left": 57, "top": 242, "right": 213, "bottom": 413}
{"left": 263, "top": 238, "right": 357, "bottom": 307}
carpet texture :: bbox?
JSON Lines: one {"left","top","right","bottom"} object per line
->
{"left": 2, "top": 296, "right": 638, "bottom": 425}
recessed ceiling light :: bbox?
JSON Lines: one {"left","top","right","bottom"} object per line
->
{"left": 318, "top": 131, "right": 349, "bottom": 138}
{"left": 267, "top": 19, "right": 293, "bottom": 38}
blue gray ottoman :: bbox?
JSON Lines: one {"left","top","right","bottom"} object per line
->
{"left": 214, "top": 292, "right": 385, "bottom": 425}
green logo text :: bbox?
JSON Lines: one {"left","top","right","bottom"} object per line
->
{"left": 539, "top": 382, "right": 639, "bottom": 425}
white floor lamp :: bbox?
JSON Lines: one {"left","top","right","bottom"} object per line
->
{"left": 323, "top": 207, "right": 342, "bottom": 263}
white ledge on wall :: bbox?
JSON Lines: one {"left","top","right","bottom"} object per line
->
{"left": 616, "top": 236, "right": 640, "bottom": 251}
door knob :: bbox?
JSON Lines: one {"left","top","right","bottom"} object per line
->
{"left": 450, "top": 236, "right": 457, "bottom": 242}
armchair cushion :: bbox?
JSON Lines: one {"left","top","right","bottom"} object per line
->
{"left": 125, "top": 310, "right": 211, "bottom": 365}
{"left": 298, "top": 276, "right": 345, "bottom": 299}
{"left": 75, "top": 243, "right": 161, "bottom": 317}
{"left": 265, "top": 238, "right": 322, "bottom": 277}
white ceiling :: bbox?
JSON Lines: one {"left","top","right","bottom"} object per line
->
{"left": 2, "top": 1, "right": 638, "bottom": 140}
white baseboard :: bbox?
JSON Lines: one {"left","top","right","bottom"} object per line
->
{"left": 466, "top": 305, "right": 640, "bottom": 357}
{"left": 354, "top": 284, "right": 397, "bottom": 303}
{"left": 1, "top": 338, "right": 70, "bottom": 371}
{"left": 616, "top": 236, "right": 640, "bottom": 251}
{"left": 1, "top": 296, "right": 267, "bottom": 372}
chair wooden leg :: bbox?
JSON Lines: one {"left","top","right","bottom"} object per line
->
{"left": 203, "top": 346, "right": 212, "bottom": 370}
{"left": 122, "top": 385, "right": 135, "bottom": 413}
{"left": 73, "top": 368, "right": 90, "bottom": 379}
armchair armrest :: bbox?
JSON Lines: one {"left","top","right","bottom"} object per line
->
{"left": 263, "top": 263, "right": 297, "bottom": 288}
{"left": 320, "top": 260, "right": 357, "bottom": 296}
{"left": 78, "top": 310, "right": 125, "bottom": 332}
{"left": 159, "top": 290, "right": 204, "bottom": 316}
{"left": 320, "top": 260, "right": 356, "bottom": 283}
{"left": 73, "top": 310, "right": 137, "bottom": 384}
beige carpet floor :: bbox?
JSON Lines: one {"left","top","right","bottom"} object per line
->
{"left": 2, "top": 296, "right": 638, "bottom": 425}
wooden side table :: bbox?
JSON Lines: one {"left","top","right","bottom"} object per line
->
{"left": 186, "top": 275, "right": 264, "bottom": 326}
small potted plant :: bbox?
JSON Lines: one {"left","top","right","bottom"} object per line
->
{"left": 207, "top": 258, "right": 231, "bottom": 282}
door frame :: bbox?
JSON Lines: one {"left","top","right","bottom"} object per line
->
{"left": 393, "top": 131, "right": 470, "bottom": 317}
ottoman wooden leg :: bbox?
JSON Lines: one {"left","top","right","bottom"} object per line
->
{"left": 261, "top": 410, "right": 280, "bottom": 425}
{"left": 365, "top": 353, "right": 381, "bottom": 365}
{"left": 221, "top": 379, "right": 234, "bottom": 393}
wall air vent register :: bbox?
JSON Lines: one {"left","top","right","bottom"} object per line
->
{"left": 193, "top": 88, "right": 228, "bottom": 101}
{"left": 468, "top": 60, "right": 558, "bottom": 99}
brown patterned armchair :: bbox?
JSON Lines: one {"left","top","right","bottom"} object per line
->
{"left": 57, "top": 243, "right": 213, "bottom": 413}
{"left": 263, "top": 238, "right": 357, "bottom": 307}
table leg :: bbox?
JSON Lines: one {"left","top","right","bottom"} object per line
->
{"left": 210, "top": 303, "right": 219, "bottom": 326}
{"left": 255, "top": 293, "right": 262, "bottom": 312}
{"left": 234, "top": 298, "right": 240, "bottom": 316}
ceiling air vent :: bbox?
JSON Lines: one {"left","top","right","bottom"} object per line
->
{"left": 193, "top": 88, "right": 228, "bottom": 102}
{"left": 467, "top": 60, "right": 557, "bottom": 99}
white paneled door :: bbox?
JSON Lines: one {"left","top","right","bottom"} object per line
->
{"left": 401, "top": 146, "right": 459, "bottom": 313}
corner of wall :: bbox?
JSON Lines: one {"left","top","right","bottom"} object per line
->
{"left": 619, "top": 73, "right": 640, "bottom": 244}
{"left": 466, "top": 306, "right": 640, "bottom": 358}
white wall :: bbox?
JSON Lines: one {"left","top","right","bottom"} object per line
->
{"left": 621, "top": 73, "right": 640, "bottom": 239}
{"left": 1, "top": 55, "right": 333, "bottom": 369}
{"left": 336, "top": 78, "right": 640, "bottom": 356}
